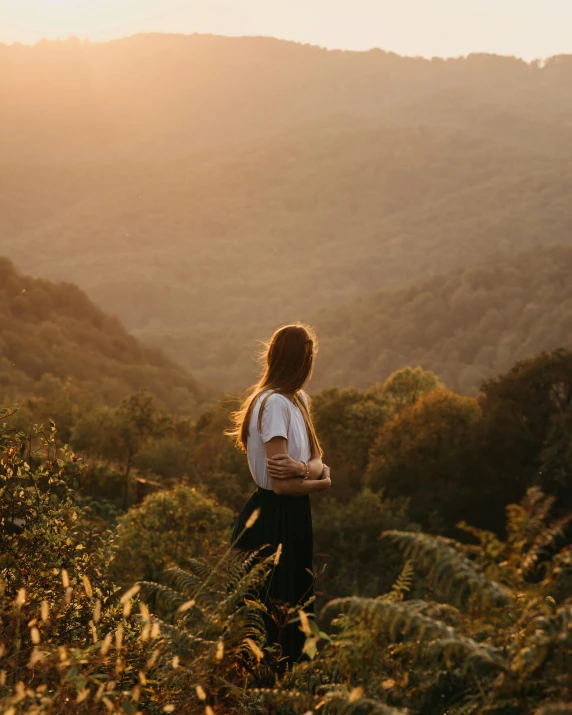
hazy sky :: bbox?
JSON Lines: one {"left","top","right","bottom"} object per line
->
{"left": 1, "top": 0, "right": 571, "bottom": 59}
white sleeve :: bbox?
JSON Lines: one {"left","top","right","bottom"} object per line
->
{"left": 259, "top": 394, "right": 290, "bottom": 443}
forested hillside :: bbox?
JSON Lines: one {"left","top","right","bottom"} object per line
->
{"left": 2, "top": 35, "right": 572, "bottom": 162}
{"left": 1, "top": 36, "right": 572, "bottom": 386}
{"left": 0, "top": 258, "right": 211, "bottom": 414}
{"left": 2, "top": 123, "right": 572, "bottom": 368}
{"left": 2, "top": 35, "right": 572, "bottom": 397}
{"left": 137, "top": 244, "right": 572, "bottom": 393}
{"left": 313, "top": 243, "right": 572, "bottom": 393}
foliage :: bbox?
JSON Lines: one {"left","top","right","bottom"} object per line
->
{"left": 480, "top": 349, "right": 572, "bottom": 512}
{"left": 0, "top": 258, "right": 212, "bottom": 414}
{"left": 311, "top": 386, "right": 390, "bottom": 502}
{"left": 379, "top": 367, "right": 443, "bottom": 411}
{"left": 135, "top": 547, "right": 279, "bottom": 712}
{"left": 365, "top": 388, "right": 487, "bottom": 531}
{"left": 0, "top": 410, "right": 282, "bottom": 714}
{"left": 2, "top": 404, "right": 571, "bottom": 713}
{"left": 183, "top": 399, "right": 255, "bottom": 512}
{"left": 109, "top": 484, "right": 234, "bottom": 587}
{"left": 289, "top": 488, "right": 572, "bottom": 715}
{"left": 72, "top": 391, "right": 179, "bottom": 508}
{"left": 310, "top": 368, "right": 440, "bottom": 503}
{"left": 312, "top": 489, "right": 416, "bottom": 603}
{"left": 539, "top": 403, "right": 572, "bottom": 505}
{"left": 381, "top": 530, "right": 512, "bottom": 610}
{"left": 0, "top": 408, "right": 149, "bottom": 713}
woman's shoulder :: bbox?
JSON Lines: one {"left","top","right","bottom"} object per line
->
{"left": 254, "top": 390, "right": 291, "bottom": 411}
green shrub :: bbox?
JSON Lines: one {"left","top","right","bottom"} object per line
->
{"left": 313, "top": 488, "right": 416, "bottom": 603}
{"left": 109, "top": 484, "right": 234, "bottom": 586}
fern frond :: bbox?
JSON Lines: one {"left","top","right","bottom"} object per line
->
{"left": 225, "top": 547, "right": 268, "bottom": 591}
{"left": 379, "top": 559, "right": 415, "bottom": 603}
{"left": 457, "top": 521, "right": 505, "bottom": 560}
{"left": 506, "top": 487, "right": 556, "bottom": 556}
{"left": 321, "top": 597, "right": 507, "bottom": 671}
{"left": 382, "top": 530, "right": 511, "bottom": 609}
{"left": 252, "top": 685, "right": 408, "bottom": 714}
{"left": 216, "top": 556, "right": 272, "bottom": 616}
{"left": 162, "top": 566, "right": 207, "bottom": 596}
{"left": 512, "top": 602, "right": 572, "bottom": 678}
{"left": 161, "top": 566, "right": 225, "bottom": 612}
{"left": 521, "top": 514, "right": 572, "bottom": 577}
{"left": 138, "top": 580, "right": 188, "bottom": 613}
{"left": 152, "top": 619, "right": 216, "bottom": 657}
{"left": 220, "top": 604, "right": 268, "bottom": 651}
{"left": 534, "top": 705, "right": 572, "bottom": 715}
{"left": 180, "top": 556, "right": 213, "bottom": 582}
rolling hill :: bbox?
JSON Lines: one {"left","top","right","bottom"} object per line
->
{"left": 2, "top": 122, "right": 572, "bottom": 334}
{"left": 312, "top": 243, "right": 572, "bottom": 394}
{"left": 2, "top": 35, "right": 572, "bottom": 396}
{"left": 136, "top": 244, "right": 572, "bottom": 395}
{"left": 0, "top": 258, "right": 212, "bottom": 414}
{"left": 1, "top": 34, "right": 572, "bottom": 162}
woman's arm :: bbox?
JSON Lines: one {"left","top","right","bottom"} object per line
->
{"left": 267, "top": 452, "right": 324, "bottom": 480}
{"left": 264, "top": 437, "right": 330, "bottom": 495}
{"left": 272, "top": 467, "right": 331, "bottom": 496}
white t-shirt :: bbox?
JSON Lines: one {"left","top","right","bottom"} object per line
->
{"left": 246, "top": 390, "right": 312, "bottom": 491}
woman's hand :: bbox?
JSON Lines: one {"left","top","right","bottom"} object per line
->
{"left": 266, "top": 453, "right": 304, "bottom": 479}
{"left": 320, "top": 464, "right": 331, "bottom": 490}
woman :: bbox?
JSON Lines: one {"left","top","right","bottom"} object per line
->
{"left": 227, "top": 323, "right": 331, "bottom": 667}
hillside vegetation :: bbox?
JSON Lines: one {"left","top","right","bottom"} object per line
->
{"left": 2, "top": 346, "right": 572, "bottom": 712}
{"left": 0, "top": 258, "right": 211, "bottom": 414}
{"left": 2, "top": 122, "right": 572, "bottom": 333}
{"left": 2, "top": 36, "right": 572, "bottom": 396}
{"left": 137, "top": 244, "right": 572, "bottom": 394}
{"left": 313, "top": 243, "right": 572, "bottom": 393}
{"left": 2, "top": 35, "right": 572, "bottom": 162}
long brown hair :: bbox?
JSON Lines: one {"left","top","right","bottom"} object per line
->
{"left": 227, "top": 323, "right": 323, "bottom": 456}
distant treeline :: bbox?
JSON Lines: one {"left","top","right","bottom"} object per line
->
{"left": 2, "top": 34, "right": 572, "bottom": 162}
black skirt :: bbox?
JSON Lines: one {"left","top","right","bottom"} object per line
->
{"left": 231, "top": 486, "right": 314, "bottom": 666}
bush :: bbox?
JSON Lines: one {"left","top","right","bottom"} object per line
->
{"left": 313, "top": 488, "right": 416, "bottom": 603}
{"left": 109, "top": 484, "right": 235, "bottom": 586}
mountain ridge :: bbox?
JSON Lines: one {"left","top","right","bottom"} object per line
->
{"left": 2, "top": 33, "right": 572, "bottom": 162}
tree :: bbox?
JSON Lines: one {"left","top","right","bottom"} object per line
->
{"left": 480, "top": 349, "right": 572, "bottom": 504}
{"left": 365, "top": 388, "right": 486, "bottom": 532}
{"left": 378, "top": 366, "right": 443, "bottom": 412}
{"left": 185, "top": 400, "right": 254, "bottom": 512}
{"left": 72, "top": 390, "right": 169, "bottom": 508}
{"left": 312, "top": 488, "right": 415, "bottom": 603}
{"left": 538, "top": 403, "right": 572, "bottom": 511}
{"left": 311, "top": 387, "right": 389, "bottom": 502}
